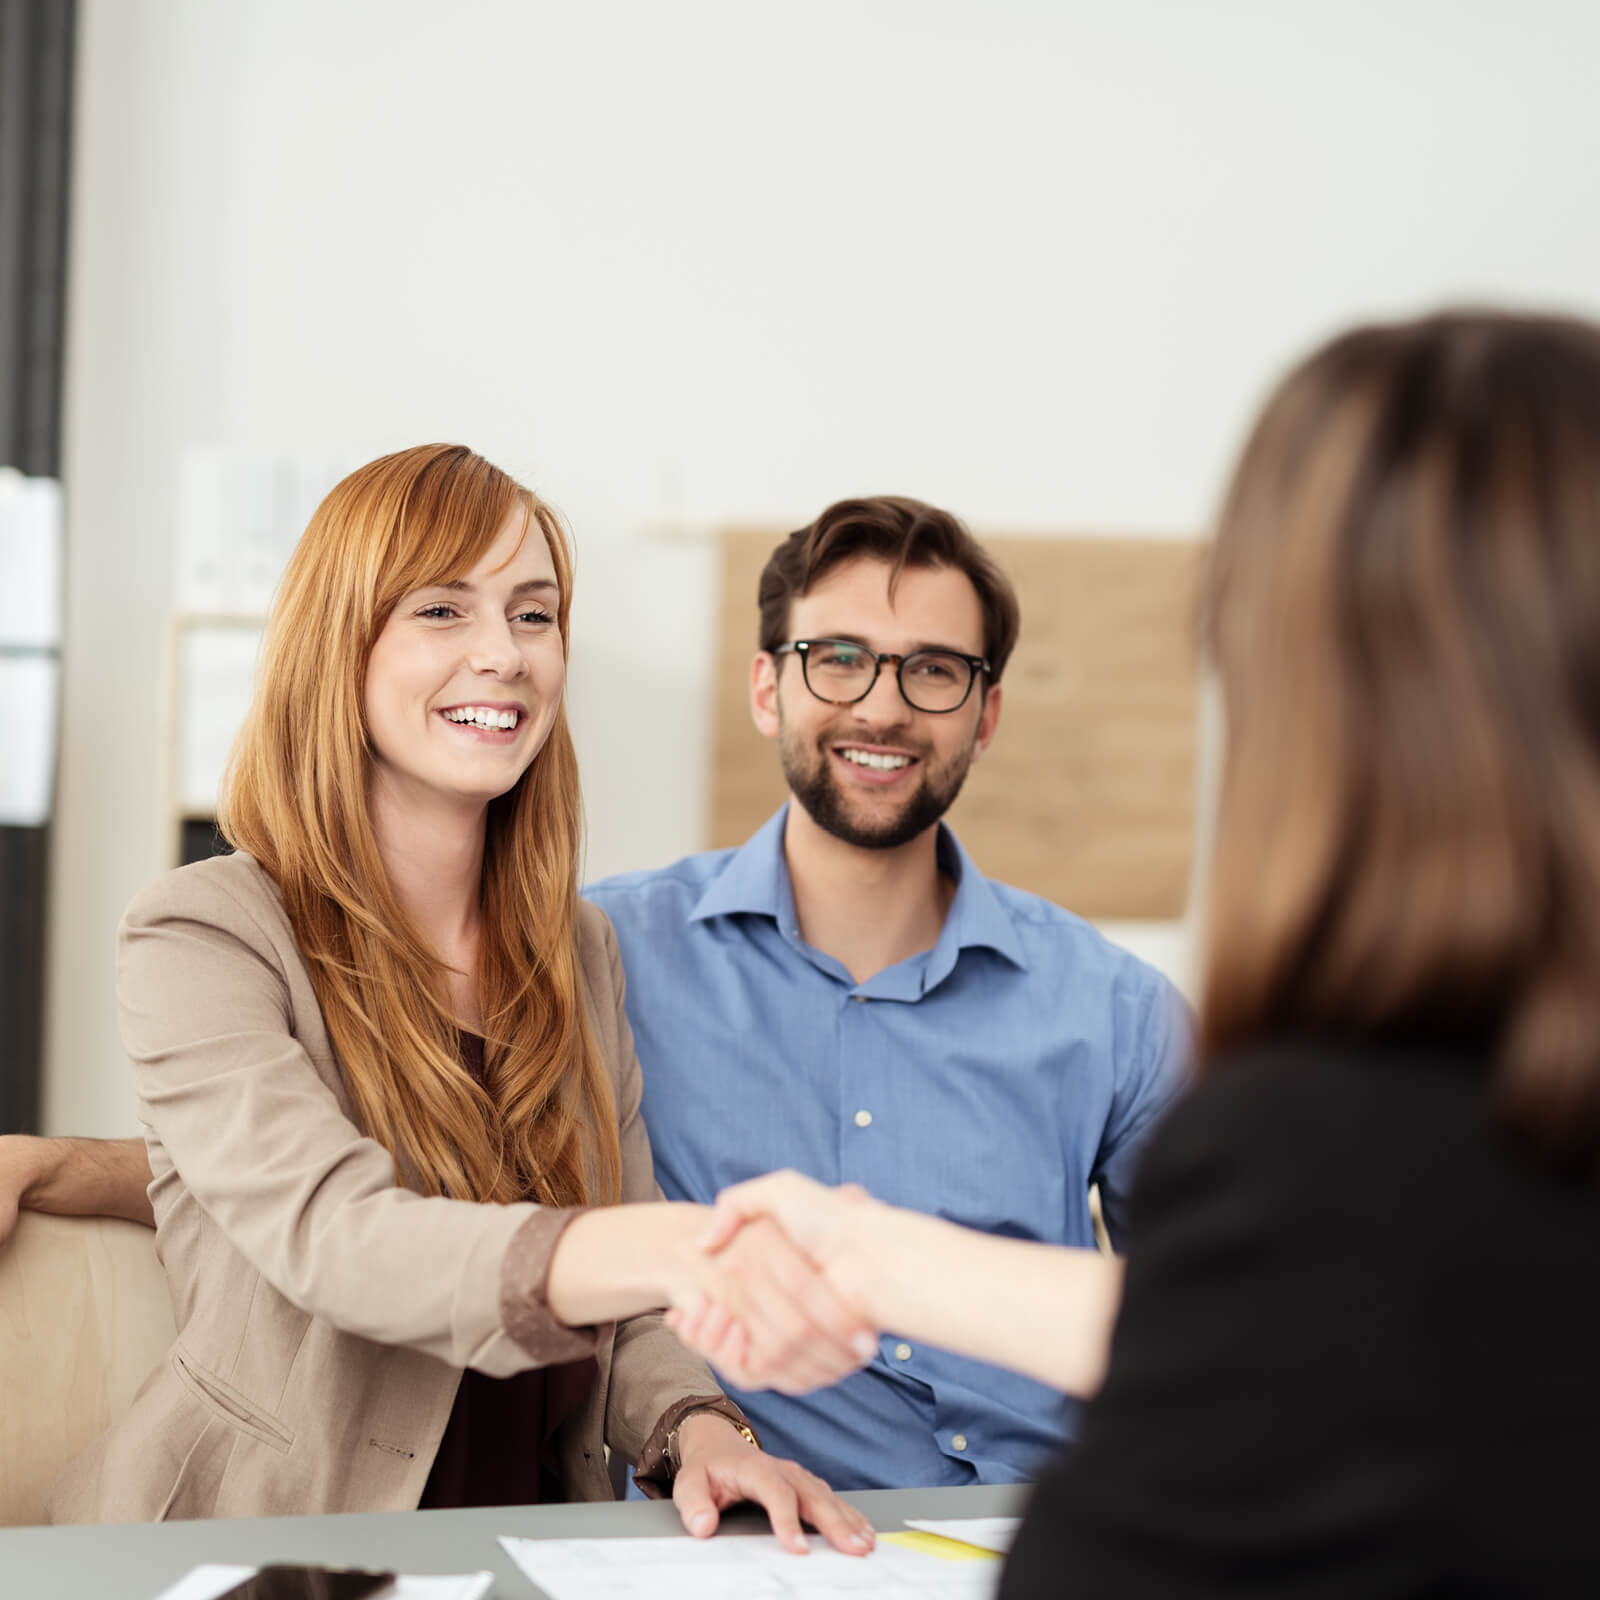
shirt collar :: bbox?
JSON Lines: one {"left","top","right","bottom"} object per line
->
{"left": 689, "top": 802, "right": 1029, "bottom": 974}
{"left": 932, "top": 825, "right": 1030, "bottom": 974}
{"left": 688, "top": 805, "right": 794, "bottom": 925}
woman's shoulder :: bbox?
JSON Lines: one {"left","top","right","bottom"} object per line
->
{"left": 121, "top": 851, "right": 289, "bottom": 942}
{"left": 1132, "top": 1035, "right": 1480, "bottom": 1216}
{"left": 1159, "top": 1033, "right": 1486, "bottom": 1151}
{"left": 573, "top": 898, "right": 621, "bottom": 986}
{"left": 1128, "top": 1032, "right": 1568, "bottom": 1271}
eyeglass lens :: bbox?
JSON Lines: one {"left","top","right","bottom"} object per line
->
{"left": 803, "top": 641, "right": 974, "bottom": 712}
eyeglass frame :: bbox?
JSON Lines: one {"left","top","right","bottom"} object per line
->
{"left": 770, "top": 637, "right": 993, "bottom": 714}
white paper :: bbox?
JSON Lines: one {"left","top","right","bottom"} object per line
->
{"left": 0, "top": 468, "right": 62, "bottom": 648}
{"left": 178, "top": 623, "right": 262, "bottom": 813}
{"left": 174, "top": 449, "right": 352, "bottom": 616}
{"left": 151, "top": 1563, "right": 494, "bottom": 1600}
{"left": 0, "top": 654, "right": 58, "bottom": 824}
{"left": 499, "top": 1533, "right": 999, "bottom": 1599}
{"left": 903, "top": 1517, "right": 1021, "bottom": 1554}
{"left": 174, "top": 451, "right": 232, "bottom": 614}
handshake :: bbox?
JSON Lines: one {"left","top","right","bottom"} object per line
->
{"left": 657, "top": 1170, "right": 1118, "bottom": 1403}
{"left": 661, "top": 1172, "right": 896, "bottom": 1396}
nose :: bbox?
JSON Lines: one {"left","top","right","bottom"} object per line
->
{"left": 467, "top": 614, "right": 528, "bottom": 679}
{"left": 851, "top": 658, "right": 911, "bottom": 725}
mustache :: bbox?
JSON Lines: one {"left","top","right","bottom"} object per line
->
{"left": 813, "top": 727, "right": 931, "bottom": 760}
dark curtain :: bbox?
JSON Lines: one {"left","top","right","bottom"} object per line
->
{"left": 0, "top": 0, "right": 75, "bottom": 1133}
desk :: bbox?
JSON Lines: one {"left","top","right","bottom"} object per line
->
{"left": 0, "top": 1485, "right": 1027, "bottom": 1599}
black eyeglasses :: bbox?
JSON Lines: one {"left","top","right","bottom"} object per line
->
{"left": 773, "top": 638, "right": 991, "bottom": 714}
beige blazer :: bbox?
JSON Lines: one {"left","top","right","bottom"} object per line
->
{"left": 49, "top": 852, "right": 728, "bottom": 1523}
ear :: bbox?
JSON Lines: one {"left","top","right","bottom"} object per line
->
{"left": 972, "top": 680, "right": 1003, "bottom": 758}
{"left": 749, "top": 650, "right": 781, "bottom": 740}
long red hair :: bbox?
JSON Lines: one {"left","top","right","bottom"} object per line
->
{"left": 220, "top": 444, "right": 621, "bottom": 1206}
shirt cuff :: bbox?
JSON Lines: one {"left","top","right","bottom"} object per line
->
{"left": 499, "top": 1206, "right": 605, "bottom": 1365}
{"left": 632, "top": 1395, "right": 760, "bottom": 1499}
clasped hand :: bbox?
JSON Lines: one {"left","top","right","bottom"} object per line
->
{"left": 666, "top": 1211, "right": 877, "bottom": 1394}
{"left": 665, "top": 1173, "right": 882, "bottom": 1390}
{"left": 658, "top": 1201, "right": 881, "bottom": 1557}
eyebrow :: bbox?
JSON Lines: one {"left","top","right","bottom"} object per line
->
{"left": 433, "top": 577, "right": 560, "bottom": 600}
{"left": 816, "top": 631, "right": 976, "bottom": 656}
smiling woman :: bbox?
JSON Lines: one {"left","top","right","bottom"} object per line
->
{"left": 367, "top": 529, "right": 565, "bottom": 817}
{"left": 223, "top": 448, "right": 593, "bottom": 1207}
{"left": 48, "top": 445, "right": 878, "bottom": 1554}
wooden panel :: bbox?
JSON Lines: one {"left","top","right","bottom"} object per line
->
{"left": 711, "top": 533, "right": 1206, "bottom": 920}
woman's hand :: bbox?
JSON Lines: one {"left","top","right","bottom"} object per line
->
{"left": 670, "top": 1412, "right": 876, "bottom": 1557}
{"left": 677, "top": 1215, "right": 878, "bottom": 1394}
{"left": 702, "top": 1170, "right": 875, "bottom": 1255}
{"left": 546, "top": 1202, "right": 875, "bottom": 1393}
{"left": 677, "top": 1171, "right": 1127, "bottom": 1399}
{"left": 666, "top": 1173, "right": 887, "bottom": 1382}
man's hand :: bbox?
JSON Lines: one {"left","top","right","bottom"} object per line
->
{"left": 0, "top": 1135, "right": 46, "bottom": 1246}
{"left": 0, "top": 1135, "right": 155, "bottom": 1246}
{"left": 670, "top": 1412, "right": 875, "bottom": 1556}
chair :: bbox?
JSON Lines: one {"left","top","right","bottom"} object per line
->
{"left": 0, "top": 1212, "right": 175, "bottom": 1526}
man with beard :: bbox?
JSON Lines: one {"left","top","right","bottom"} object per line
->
{"left": 1, "top": 496, "right": 1189, "bottom": 1490}
{"left": 584, "top": 496, "right": 1190, "bottom": 1488}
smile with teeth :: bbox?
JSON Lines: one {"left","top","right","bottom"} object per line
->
{"left": 442, "top": 706, "right": 522, "bottom": 731}
{"left": 838, "top": 747, "right": 914, "bottom": 771}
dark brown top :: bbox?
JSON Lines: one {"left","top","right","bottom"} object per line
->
{"left": 418, "top": 1032, "right": 599, "bottom": 1508}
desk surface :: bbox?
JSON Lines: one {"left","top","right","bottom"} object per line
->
{"left": 0, "top": 1485, "right": 1027, "bottom": 1600}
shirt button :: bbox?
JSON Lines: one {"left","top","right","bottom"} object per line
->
{"left": 854, "top": 1109, "right": 873, "bottom": 1128}
{"left": 951, "top": 1434, "right": 968, "bottom": 1452}
{"left": 853, "top": 994, "right": 868, "bottom": 1003}
{"left": 894, "top": 1343, "right": 912, "bottom": 1362}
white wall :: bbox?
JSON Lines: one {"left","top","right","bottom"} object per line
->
{"left": 46, "top": 0, "right": 1600, "bottom": 1133}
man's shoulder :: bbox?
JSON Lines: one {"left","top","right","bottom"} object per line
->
{"left": 973, "top": 867, "right": 1178, "bottom": 999}
{"left": 583, "top": 845, "right": 742, "bottom": 923}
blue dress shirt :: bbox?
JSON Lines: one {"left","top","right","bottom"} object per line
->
{"left": 584, "top": 805, "right": 1192, "bottom": 1491}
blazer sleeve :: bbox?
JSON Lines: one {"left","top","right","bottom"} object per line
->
{"left": 118, "top": 866, "right": 585, "bottom": 1378}
{"left": 575, "top": 906, "right": 753, "bottom": 1479}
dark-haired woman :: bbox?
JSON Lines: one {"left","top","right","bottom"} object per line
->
{"left": 675, "top": 311, "right": 1600, "bottom": 1594}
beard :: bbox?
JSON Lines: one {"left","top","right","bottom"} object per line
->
{"left": 779, "top": 714, "right": 978, "bottom": 851}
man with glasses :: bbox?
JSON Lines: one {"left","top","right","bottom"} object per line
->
{"left": 1, "top": 496, "right": 1189, "bottom": 1492}
{"left": 585, "top": 495, "right": 1190, "bottom": 1488}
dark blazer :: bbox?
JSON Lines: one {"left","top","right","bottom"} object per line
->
{"left": 1003, "top": 1036, "right": 1600, "bottom": 1598}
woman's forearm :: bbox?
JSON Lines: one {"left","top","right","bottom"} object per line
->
{"left": 544, "top": 1202, "right": 707, "bottom": 1325}
{"left": 548, "top": 1201, "right": 878, "bottom": 1396}
{"left": 857, "top": 1204, "right": 1124, "bottom": 1396}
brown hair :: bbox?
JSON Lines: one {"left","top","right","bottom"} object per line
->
{"left": 220, "top": 444, "right": 621, "bottom": 1207}
{"left": 1200, "top": 310, "right": 1600, "bottom": 1165}
{"left": 757, "top": 496, "right": 1021, "bottom": 682}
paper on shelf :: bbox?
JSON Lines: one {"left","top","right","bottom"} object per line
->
{"left": 0, "top": 654, "right": 58, "bottom": 825}
{"left": 0, "top": 468, "right": 62, "bottom": 649}
{"left": 902, "top": 1517, "right": 1021, "bottom": 1554}
{"left": 499, "top": 1532, "right": 1000, "bottom": 1599}
{"left": 178, "top": 623, "right": 262, "bottom": 812}
{"left": 150, "top": 1564, "right": 494, "bottom": 1600}
{"left": 174, "top": 449, "right": 353, "bottom": 616}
